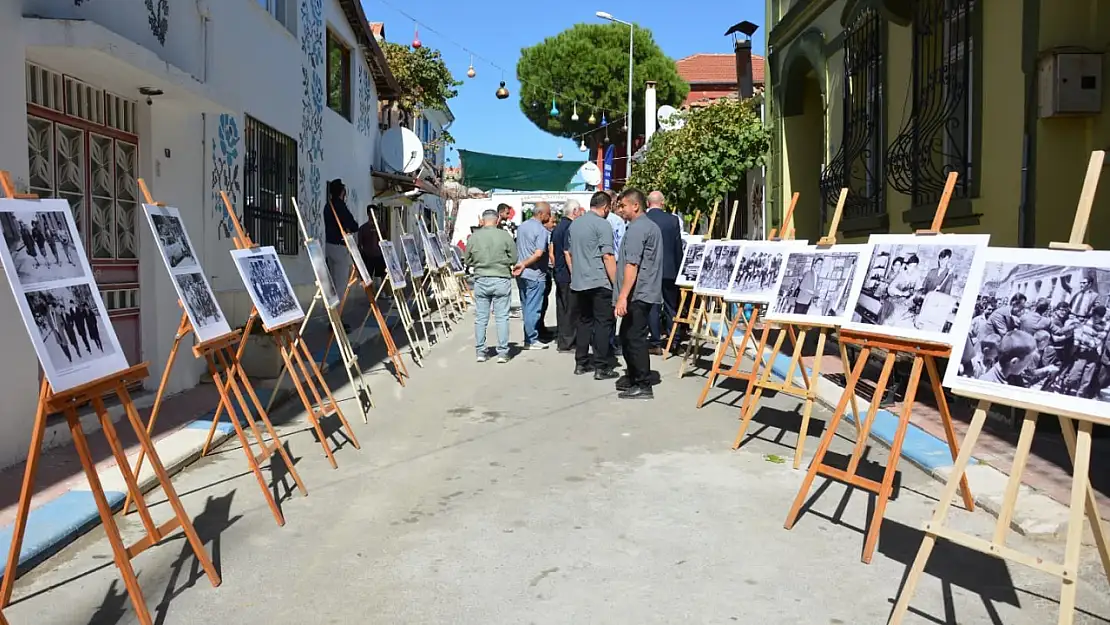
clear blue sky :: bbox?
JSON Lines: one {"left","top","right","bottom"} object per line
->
{"left": 363, "top": 0, "right": 766, "bottom": 164}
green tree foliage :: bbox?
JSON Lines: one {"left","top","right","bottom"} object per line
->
{"left": 516, "top": 23, "right": 688, "bottom": 147}
{"left": 628, "top": 98, "right": 771, "bottom": 215}
{"left": 381, "top": 41, "right": 463, "bottom": 114}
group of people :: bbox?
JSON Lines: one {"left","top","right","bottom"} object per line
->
{"left": 732, "top": 251, "right": 782, "bottom": 292}
{"left": 29, "top": 290, "right": 105, "bottom": 366}
{"left": 14, "top": 214, "right": 75, "bottom": 271}
{"left": 464, "top": 188, "right": 684, "bottom": 400}
{"left": 960, "top": 273, "right": 1110, "bottom": 399}
{"left": 870, "top": 248, "right": 958, "bottom": 326}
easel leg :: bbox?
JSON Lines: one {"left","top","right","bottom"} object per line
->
{"left": 274, "top": 331, "right": 338, "bottom": 469}
{"left": 994, "top": 411, "right": 1038, "bottom": 545}
{"left": 696, "top": 309, "right": 746, "bottom": 408}
{"left": 0, "top": 383, "right": 48, "bottom": 608}
{"left": 664, "top": 289, "right": 689, "bottom": 357}
{"left": 732, "top": 328, "right": 787, "bottom": 449}
{"left": 838, "top": 342, "right": 863, "bottom": 436}
{"left": 924, "top": 355, "right": 974, "bottom": 512}
{"left": 794, "top": 328, "right": 828, "bottom": 470}
{"left": 737, "top": 324, "right": 772, "bottom": 420}
{"left": 294, "top": 330, "right": 361, "bottom": 451}
{"left": 846, "top": 354, "right": 897, "bottom": 476}
{"left": 1059, "top": 416, "right": 1110, "bottom": 587}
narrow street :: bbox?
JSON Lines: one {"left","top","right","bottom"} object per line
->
{"left": 4, "top": 314, "right": 1110, "bottom": 624}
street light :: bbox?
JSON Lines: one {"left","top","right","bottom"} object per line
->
{"left": 596, "top": 10, "right": 634, "bottom": 183}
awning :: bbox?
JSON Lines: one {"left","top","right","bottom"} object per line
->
{"left": 458, "top": 150, "right": 584, "bottom": 192}
{"left": 372, "top": 170, "right": 439, "bottom": 196}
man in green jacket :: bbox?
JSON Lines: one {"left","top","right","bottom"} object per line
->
{"left": 465, "top": 209, "right": 519, "bottom": 362}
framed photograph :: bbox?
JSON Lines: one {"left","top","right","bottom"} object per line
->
{"left": 448, "top": 247, "right": 465, "bottom": 274}
{"left": 693, "top": 241, "right": 744, "bottom": 296}
{"left": 677, "top": 237, "right": 706, "bottom": 287}
{"left": 400, "top": 234, "right": 425, "bottom": 278}
{"left": 143, "top": 204, "right": 231, "bottom": 343}
{"left": 420, "top": 222, "right": 446, "bottom": 270}
{"left": 344, "top": 232, "right": 373, "bottom": 286}
{"left": 943, "top": 248, "right": 1110, "bottom": 425}
{"left": 0, "top": 198, "right": 129, "bottom": 392}
{"left": 305, "top": 239, "right": 340, "bottom": 309}
{"left": 437, "top": 231, "right": 452, "bottom": 257}
{"left": 229, "top": 246, "right": 304, "bottom": 330}
{"left": 766, "top": 244, "right": 873, "bottom": 325}
{"left": 380, "top": 241, "right": 408, "bottom": 289}
{"left": 843, "top": 234, "right": 990, "bottom": 345}
{"left": 724, "top": 240, "right": 809, "bottom": 303}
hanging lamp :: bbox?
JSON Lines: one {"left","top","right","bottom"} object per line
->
{"left": 579, "top": 139, "right": 587, "bottom": 152}
{"left": 603, "top": 127, "right": 611, "bottom": 144}
{"left": 550, "top": 97, "right": 559, "bottom": 117}
{"left": 587, "top": 111, "right": 597, "bottom": 125}
{"left": 412, "top": 23, "right": 422, "bottom": 48}
{"left": 571, "top": 102, "right": 579, "bottom": 121}
{"left": 466, "top": 55, "right": 476, "bottom": 78}
{"left": 601, "top": 112, "right": 608, "bottom": 126}
{"left": 495, "top": 81, "right": 509, "bottom": 99}
{"left": 556, "top": 150, "right": 564, "bottom": 159}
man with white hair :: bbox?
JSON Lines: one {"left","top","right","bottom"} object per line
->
{"left": 645, "top": 190, "right": 684, "bottom": 353}
{"left": 464, "top": 208, "right": 516, "bottom": 362}
{"left": 551, "top": 199, "right": 584, "bottom": 351}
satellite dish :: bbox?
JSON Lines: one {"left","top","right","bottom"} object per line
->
{"left": 578, "top": 161, "right": 602, "bottom": 187}
{"left": 658, "top": 105, "right": 684, "bottom": 131}
{"left": 380, "top": 127, "right": 425, "bottom": 174}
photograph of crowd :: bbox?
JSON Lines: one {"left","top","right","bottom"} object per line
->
{"left": 694, "top": 241, "right": 743, "bottom": 296}
{"left": 401, "top": 234, "right": 425, "bottom": 278}
{"left": 174, "top": 272, "right": 229, "bottom": 338}
{"left": 421, "top": 223, "right": 446, "bottom": 269}
{"left": 344, "top": 233, "right": 373, "bottom": 286}
{"left": 677, "top": 241, "right": 707, "bottom": 287}
{"left": 148, "top": 209, "right": 199, "bottom": 270}
{"left": 726, "top": 242, "right": 803, "bottom": 303}
{"left": 846, "top": 234, "right": 988, "bottom": 344}
{"left": 231, "top": 247, "right": 303, "bottom": 330}
{"left": 449, "top": 247, "right": 465, "bottom": 273}
{"left": 306, "top": 240, "right": 340, "bottom": 309}
{"left": 25, "top": 284, "right": 120, "bottom": 376}
{"left": 0, "top": 207, "right": 83, "bottom": 286}
{"left": 380, "top": 241, "right": 408, "bottom": 289}
{"left": 768, "top": 245, "right": 871, "bottom": 324}
{"left": 946, "top": 249, "right": 1110, "bottom": 419}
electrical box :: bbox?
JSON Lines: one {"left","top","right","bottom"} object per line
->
{"left": 1038, "top": 51, "right": 1103, "bottom": 118}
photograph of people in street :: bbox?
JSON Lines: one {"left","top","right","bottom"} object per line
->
{"left": 401, "top": 234, "right": 425, "bottom": 278}
{"left": 25, "top": 283, "right": 118, "bottom": 374}
{"left": 449, "top": 247, "right": 465, "bottom": 273}
{"left": 231, "top": 247, "right": 304, "bottom": 329}
{"left": 0, "top": 208, "right": 83, "bottom": 286}
{"left": 344, "top": 233, "right": 373, "bottom": 286}
{"left": 421, "top": 223, "right": 446, "bottom": 269}
{"left": 379, "top": 241, "right": 408, "bottom": 289}
{"left": 149, "top": 210, "right": 199, "bottom": 270}
{"left": 847, "top": 234, "right": 988, "bottom": 344}
{"left": 306, "top": 240, "right": 341, "bottom": 309}
{"left": 677, "top": 241, "right": 706, "bottom": 287}
{"left": 725, "top": 241, "right": 803, "bottom": 303}
{"left": 694, "top": 241, "right": 742, "bottom": 296}
{"left": 175, "top": 272, "right": 228, "bottom": 334}
{"left": 768, "top": 245, "right": 871, "bottom": 324}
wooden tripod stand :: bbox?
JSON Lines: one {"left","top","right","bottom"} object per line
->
{"left": 665, "top": 201, "right": 719, "bottom": 356}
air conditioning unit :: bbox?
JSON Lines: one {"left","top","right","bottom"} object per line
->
{"left": 1039, "top": 50, "right": 1103, "bottom": 118}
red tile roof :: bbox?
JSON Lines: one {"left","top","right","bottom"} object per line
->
{"left": 676, "top": 53, "right": 765, "bottom": 86}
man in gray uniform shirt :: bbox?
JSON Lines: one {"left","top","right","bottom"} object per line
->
{"left": 567, "top": 191, "right": 619, "bottom": 379}
{"left": 612, "top": 188, "right": 663, "bottom": 399}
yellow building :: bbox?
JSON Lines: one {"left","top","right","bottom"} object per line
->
{"left": 765, "top": 0, "right": 1110, "bottom": 248}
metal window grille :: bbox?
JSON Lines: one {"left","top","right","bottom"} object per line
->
{"left": 243, "top": 115, "right": 299, "bottom": 255}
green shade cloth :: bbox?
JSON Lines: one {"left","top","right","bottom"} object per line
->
{"left": 458, "top": 149, "right": 585, "bottom": 192}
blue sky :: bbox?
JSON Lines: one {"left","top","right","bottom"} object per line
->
{"left": 363, "top": 0, "right": 766, "bottom": 164}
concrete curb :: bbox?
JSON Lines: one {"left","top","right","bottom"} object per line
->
{"left": 0, "top": 308, "right": 407, "bottom": 581}
{"left": 707, "top": 321, "right": 1071, "bottom": 538}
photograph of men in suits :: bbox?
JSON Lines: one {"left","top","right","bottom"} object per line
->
{"left": 794, "top": 257, "right": 823, "bottom": 314}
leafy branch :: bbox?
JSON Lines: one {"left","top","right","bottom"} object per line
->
{"left": 381, "top": 41, "right": 462, "bottom": 114}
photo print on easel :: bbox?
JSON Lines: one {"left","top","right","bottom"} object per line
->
{"left": 143, "top": 204, "right": 231, "bottom": 342}
{"left": 725, "top": 240, "right": 808, "bottom": 303}
{"left": 693, "top": 241, "right": 743, "bottom": 296}
{"left": 677, "top": 237, "right": 706, "bottom": 287}
{"left": 344, "top": 232, "right": 373, "bottom": 286}
{"left": 400, "top": 234, "right": 425, "bottom": 278}
{"left": 843, "top": 234, "right": 989, "bottom": 344}
{"left": 306, "top": 239, "right": 340, "bottom": 309}
{"left": 379, "top": 240, "right": 408, "bottom": 289}
{"left": 448, "top": 247, "right": 465, "bottom": 273}
{"left": 944, "top": 247, "right": 1110, "bottom": 423}
{"left": 0, "top": 198, "right": 129, "bottom": 391}
{"left": 230, "top": 246, "right": 304, "bottom": 330}
{"left": 419, "top": 222, "right": 446, "bottom": 269}
{"left": 766, "top": 244, "right": 873, "bottom": 325}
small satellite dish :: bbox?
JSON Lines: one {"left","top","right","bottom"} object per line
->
{"left": 380, "top": 127, "right": 425, "bottom": 174}
{"left": 578, "top": 162, "right": 602, "bottom": 187}
{"left": 658, "top": 105, "right": 683, "bottom": 131}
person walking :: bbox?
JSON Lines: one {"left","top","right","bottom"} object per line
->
{"left": 612, "top": 188, "right": 663, "bottom": 400}
{"left": 644, "top": 191, "right": 683, "bottom": 354}
{"left": 324, "top": 178, "right": 358, "bottom": 331}
{"left": 568, "top": 191, "right": 619, "bottom": 380}
{"left": 538, "top": 215, "right": 556, "bottom": 340}
{"left": 464, "top": 209, "right": 516, "bottom": 363}
{"left": 552, "top": 201, "right": 583, "bottom": 352}
{"left": 513, "top": 202, "right": 552, "bottom": 349}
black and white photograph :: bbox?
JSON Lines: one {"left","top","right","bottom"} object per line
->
{"left": 24, "top": 283, "right": 127, "bottom": 384}
{"left": 420, "top": 223, "right": 446, "bottom": 270}
{"left": 147, "top": 208, "right": 198, "bottom": 270}
{"left": 725, "top": 241, "right": 807, "bottom": 303}
{"left": 693, "top": 241, "right": 743, "bottom": 296}
{"left": 437, "top": 231, "right": 453, "bottom": 258}
{"left": 230, "top": 247, "right": 304, "bottom": 330}
{"left": 944, "top": 248, "right": 1110, "bottom": 424}
{"left": 380, "top": 240, "right": 408, "bottom": 289}
{"left": 844, "top": 234, "right": 989, "bottom": 344}
{"left": 345, "top": 233, "right": 373, "bottom": 286}
{"left": 306, "top": 239, "right": 340, "bottom": 309}
{"left": 449, "top": 247, "right": 465, "bottom": 274}
{"left": 0, "top": 206, "right": 83, "bottom": 286}
{"left": 400, "top": 234, "right": 425, "bottom": 278}
{"left": 174, "top": 272, "right": 230, "bottom": 338}
{"left": 767, "top": 244, "right": 873, "bottom": 325}
{"left": 677, "top": 237, "right": 706, "bottom": 287}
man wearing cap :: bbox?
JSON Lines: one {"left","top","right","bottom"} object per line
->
{"left": 464, "top": 209, "right": 517, "bottom": 363}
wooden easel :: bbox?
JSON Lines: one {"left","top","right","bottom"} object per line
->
{"left": 204, "top": 192, "right": 360, "bottom": 470}
{"left": 122, "top": 180, "right": 307, "bottom": 526}
{"left": 265, "top": 198, "right": 373, "bottom": 424}
{"left": 0, "top": 173, "right": 220, "bottom": 624}
{"left": 665, "top": 200, "right": 721, "bottom": 357}
{"left": 419, "top": 217, "right": 458, "bottom": 333}
{"left": 783, "top": 173, "right": 974, "bottom": 564}
{"left": 372, "top": 212, "right": 429, "bottom": 363}
{"left": 889, "top": 152, "right": 1110, "bottom": 625}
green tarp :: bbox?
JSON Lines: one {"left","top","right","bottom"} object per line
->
{"left": 458, "top": 149, "right": 584, "bottom": 192}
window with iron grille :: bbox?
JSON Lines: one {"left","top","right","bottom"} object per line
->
{"left": 243, "top": 115, "right": 299, "bottom": 255}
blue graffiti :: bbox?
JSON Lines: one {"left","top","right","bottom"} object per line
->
{"left": 211, "top": 113, "right": 241, "bottom": 239}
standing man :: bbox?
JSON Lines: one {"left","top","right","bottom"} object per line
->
{"left": 613, "top": 188, "right": 663, "bottom": 399}
{"left": 324, "top": 179, "right": 358, "bottom": 331}
{"left": 644, "top": 191, "right": 683, "bottom": 355}
{"left": 606, "top": 192, "right": 626, "bottom": 357}
{"left": 568, "top": 191, "right": 619, "bottom": 379}
{"left": 538, "top": 214, "right": 556, "bottom": 341}
{"left": 464, "top": 209, "right": 516, "bottom": 363}
{"left": 552, "top": 200, "right": 583, "bottom": 352}
{"left": 922, "top": 248, "right": 956, "bottom": 295}
{"left": 513, "top": 202, "right": 552, "bottom": 349}
{"left": 794, "top": 257, "right": 822, "bottom": 314}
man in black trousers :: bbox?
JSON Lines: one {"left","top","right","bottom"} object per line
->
{"left": 645, "top": 191, "right": 683, "bottom": 354}
{"left": 613, "top": 188, "right": 663, "bottom": 399}
{"left": 567, "top": 191, "right": 619, "bottom": 379}
{"left": 551, "top": 200, "right": 584, "bottom": 351}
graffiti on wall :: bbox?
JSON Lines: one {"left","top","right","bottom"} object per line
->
{"left": 298, "top": 0, "right": 325, "bottom": 241}
{"left": 145, "top": 0, "right": 169, "bottom": 45}
{"left": 357, "top": 64, "right": 373, "bottom": 137}
{"left": 211, "top": 113, "right": 242, "bottom": 239}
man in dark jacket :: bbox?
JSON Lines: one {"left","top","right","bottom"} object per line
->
{"left": 645, "top": 191, "right": 683, "bottom": 354}
{"left": 324, "top": 178, "right": 359, "bottom": 331}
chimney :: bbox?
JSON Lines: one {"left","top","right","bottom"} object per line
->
{"left": 644, "top": 81, "right": 658, "bottom": 142}
{"left": 735, "top": 38, "right": 754, "bottom": 99}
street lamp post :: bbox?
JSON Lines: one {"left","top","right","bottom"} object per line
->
{"left": 596, "top": 11, "right": 634, "bottom": 183}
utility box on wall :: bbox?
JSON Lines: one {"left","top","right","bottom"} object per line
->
{"left": 1038, "top": 51, "right": 1103, "bottom": 118}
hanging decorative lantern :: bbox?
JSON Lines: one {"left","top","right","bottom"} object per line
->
{"left": 466, "top": 55, "right": 476, "bottom": 78}
{"left": 587, "top": 111, "right": 597, "bottom": 125}
{"left": 579, "top": 139, "right": 587, "bottom": 152}
{"left": 621, "top": 119, "right": 628, "bottom": 133}
{"left": 556, "top": 150, "right": 564, "bottom": 159}
{"left": 550, "top": 97, "right": 559, "bottom": 117}
{"left": 603, "top": 128, "right": 611, "bottom": 144}
{"left": 571, "top": 102, "right": 579, "bottom": 122}
{"left": 601, "top": 112, "right": 608, "bottom": 126}
{"left": 495, "top": 81, "right": 510, "bottom": 99}
{"left": 412, "top": 23, "right": 422, "bottom": 49}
